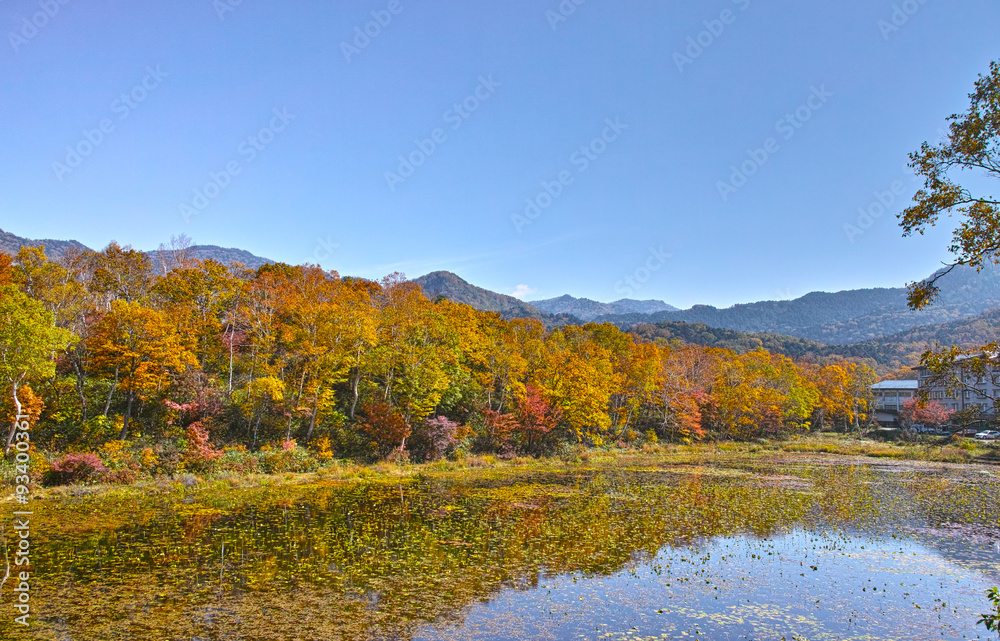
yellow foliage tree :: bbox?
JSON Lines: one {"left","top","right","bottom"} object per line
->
{"left": 89, "top": 300, "right": 195, "bottom": 439}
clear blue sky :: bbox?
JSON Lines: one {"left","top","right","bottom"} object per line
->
{"left": 1, "top": 0, "right": 998, "bottom": 308}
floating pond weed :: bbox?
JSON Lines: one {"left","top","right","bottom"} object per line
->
{"left": 5, "top": 451, "right": 999, "bottom": 639}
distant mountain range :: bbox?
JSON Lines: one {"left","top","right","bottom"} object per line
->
{"left": 412, "top": 271, "right": 550, "bottom": 320}
{"left": 410, "top": 272, "right": 676, "bottom": 324}
{"left": 147, "top": 245, "right": 274, "bottom": 271}
{"left": 0, "top": 228, "right": 90, "bottom": 262}
{"left": 589, "top": 263, "right": 1000, "bottom": 345}
{"left": 410, "top": 265, "right": 1000, "bottom": 348}
{"left": 0, "top": 228, "right": 274, "bottom": 270}
{"left": 632, "top": 307, "right": 1000, "bottom": 373}
{"left": 3, "top": 227, "right": 998, "bottom": 369}
{"left": 530, "top": 294, "right": 678, "bottom": 321}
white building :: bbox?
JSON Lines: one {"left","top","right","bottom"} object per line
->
{"left": 871, "top": 380, "right": 918, "bottom": 412}
{"left": 915, "top": 355, "right": 998, "bottom": 415}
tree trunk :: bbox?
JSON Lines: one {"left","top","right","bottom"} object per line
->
{"left": 349, "top": 369, "right": 361, "bottom": 419}
{"left": 227, "top": 324, "right": 235, "bottom": 394}
{"left": 252, "top": 412, "right": 262, "bottom": 450}
{"left": 103, "top": 367, "right": 119, "bottom": 417}
{"left": 305, "top": 391, "right": 320, "bottom": 442}
{"left": 5, "top": 380, "right": 24, "bottom": 454}
{"left": 119, "top": 390, "right": 134, "bottom": 440}
{"left": 72, "top": 354, "right": 89, "bottom": 422}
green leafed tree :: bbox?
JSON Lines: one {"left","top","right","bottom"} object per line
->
{"left": 0, "top": 284, "right": 76, "bottom": 451}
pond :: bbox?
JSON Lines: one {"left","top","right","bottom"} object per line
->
{"left": 6, "top": 456, "right": 1000, "bottom": 640}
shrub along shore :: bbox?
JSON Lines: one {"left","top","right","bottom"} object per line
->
{"left": 6, "top": 434, "right": 997, "bottom": 492}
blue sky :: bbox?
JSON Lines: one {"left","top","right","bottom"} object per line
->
{"left": 1, "top": 0, "right": 998, "bottom": 308}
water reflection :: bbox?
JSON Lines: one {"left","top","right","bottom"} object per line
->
{"left": 7, "top": 463, "right": 999, "bottom": 640}
{"left": 415, "top": 530, "right": 1000, "bottom": 641}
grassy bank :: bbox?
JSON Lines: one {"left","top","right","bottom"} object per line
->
{"left": 8, "top": 433, "right": 997, "bottom": 502}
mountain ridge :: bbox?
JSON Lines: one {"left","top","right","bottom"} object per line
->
{"left": 4, "top": 227, "right": 998, "bottom": 350}
{"left": 631, "top": 306, "right": 1000, "bottom": 374}
{"left": 410, "top": 271, "right": 555, "bottom": 321}
{"left": 0, "top": 228, "right": 274, "bottom": 270}
{"left": 530, "top": 294, "right": 678, "bottom": 321}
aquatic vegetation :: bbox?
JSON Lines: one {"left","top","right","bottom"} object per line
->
{"left": 3, "top": 453, "right": 998, "bottom": 640}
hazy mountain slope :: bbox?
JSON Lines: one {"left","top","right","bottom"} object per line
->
{"left": 146, "top": 245, "right": 274, "bottom": 271}
{"left": 412, "top": 271, "right": 553, "bottom": 320}
{"left": 632, "top": 307, "right": 1000, "bottom": 374}
{"left": 597, "top": 264, "right": 1000, "bottom": 345}
{"left": 630, "top": 321, "right": 830, "bottom": 359}
{"left": 821, "top": 306, "right": 1000, "bottom": 370}
{"left": 0, "top": 228, "right": 90, "bottom": 261}
{"left": 1, "top": 228, "right": 274, "bottom": 270}
{"left": 531, "top": 294, "right": 677, "bottom": 321}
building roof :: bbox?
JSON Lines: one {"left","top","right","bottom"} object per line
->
{"left": 871, "top": 380, "right": 919, "bottom": 390}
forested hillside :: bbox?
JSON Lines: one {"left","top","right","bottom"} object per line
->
{"left": 632, "top": 308, "right": 1000, "bottom": 375}
{"left": 412, "top": 271, "right": 557, "bottom": 321}
{"left": 599, "top": 264, "right": 1000, "bottom": 344}
{"left": 0, "top": 244, "right": 877, "bottom": 479}
{"left": 631, "top": 322, "right": 830, "bottom": 359}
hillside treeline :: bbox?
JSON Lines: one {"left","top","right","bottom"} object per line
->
{"left": 597, "top": 264, "right": 1000, "bottom": 345}
{"left": 0, "top": 245, "right": 878, "bottom": 475}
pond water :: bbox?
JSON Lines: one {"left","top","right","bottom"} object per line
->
{"left": 416, "top": 531, "right": 999, "bottom": 640}
{"left": 6, "top": 458, "right": 1000, "bottom": 640}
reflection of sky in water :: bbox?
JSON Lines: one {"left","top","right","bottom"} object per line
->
{"left": 415, "top": 530, "right": 1000, "bottom": 641}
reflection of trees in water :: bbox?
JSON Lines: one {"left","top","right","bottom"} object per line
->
{"left": 13, "top": 463, "right": 1000, "bottom": 640}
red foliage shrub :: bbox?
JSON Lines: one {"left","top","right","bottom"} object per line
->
{"left": 514, "top": 385, "right": 562, "bottom": 453}
{"left": 46, "top": 452, "right": 107, "bottom": 486}
{"left": 900, "top": 398, "right": 953, "bottom": 427}
{"left": 359, "top": 401, "right": 410, "bottom": 457}
{"left": 184, "top": 421, "right": 222, "bottom": 470}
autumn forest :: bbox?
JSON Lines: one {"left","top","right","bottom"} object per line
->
{"left": 0, "top": 243, "right": 879, "bottom": 481}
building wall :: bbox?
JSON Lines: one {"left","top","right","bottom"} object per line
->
{"left": 917, "top": 362, "right": 998, "bottom": 415}
{"left": 872, "top": 389, "right": 914, "bottom": 412}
